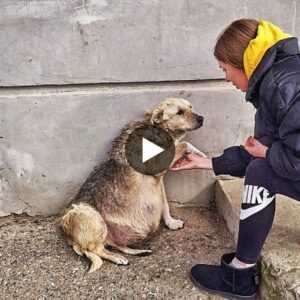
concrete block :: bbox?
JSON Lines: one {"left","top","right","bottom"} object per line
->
{"left": 0, "top": 0, "right": 233, "bottom": 86}
{"left": 216, "top": 178, "right": 300, "bottom": 299}
{"left": 295, "top": 1, "right": 300, "bottom": 38}
{"left": 245, "top": 0, "right": 295, "bottom": 33}
{"left": 0, "top": 82, "right": 254, "bottom": 216}
{"left": 0, "top": 0, "right": 295, "bottom": 86}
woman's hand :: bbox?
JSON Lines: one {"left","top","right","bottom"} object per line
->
{"left": 170, "top": 153, "right": 213, "bottom": 171}
{"left": 244, "top": 136, "right": 268, "bottom": 158}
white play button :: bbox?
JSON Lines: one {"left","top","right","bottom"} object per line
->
{"left": 142, "top": 137, "right": 165, "bottom": 163}
{"left": 125, "top": 125, "right": 175, "bottom": 175}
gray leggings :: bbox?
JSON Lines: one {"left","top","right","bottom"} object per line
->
{"left": 235, "top": 158, "right": 300, "bottom": 263}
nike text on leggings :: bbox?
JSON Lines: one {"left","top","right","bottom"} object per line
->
{"left": 235, "top": 158, "right": 300, "bottom": 264}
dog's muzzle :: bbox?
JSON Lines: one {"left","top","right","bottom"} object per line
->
{"left": 189, "top": 114, "right": 204, "bottom": 130}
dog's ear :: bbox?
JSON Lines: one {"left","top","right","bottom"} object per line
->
{"left": 151, "top": 105, "right": 179, "bottom": 124}
{"left": 151, "top": 108, "right": 163, "bottom": 124}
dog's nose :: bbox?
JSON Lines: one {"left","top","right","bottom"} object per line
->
{"left": 197, "top": 115, "right": 204, "bottom": 125}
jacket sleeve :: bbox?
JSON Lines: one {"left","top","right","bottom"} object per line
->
{"left": 212, "top": 145, "right": 253, "bottom": 176}
{"left": 267, "top": 94, "right": 300, "bottom": 181}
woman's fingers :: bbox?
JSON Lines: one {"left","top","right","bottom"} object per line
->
{"left": 170, "top": 154, "right": 191, "bottom": 169}
{"left": 245, "top": 135, "right": 254, "bottom": 147}
{"left": 170, "top": 153, "right": 200, "bottom": 170}
{"left": 171, "top": 157, "right": 184, "bottom": 168}
{"left": 245, "top": 136, "right": 250, "bottom": 147}
{"left": 244, "top": 137, "right": 268, "bottom": 158}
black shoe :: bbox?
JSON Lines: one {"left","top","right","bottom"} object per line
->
{"left": 190, "top": 252, "right": 259, "bottom": 299}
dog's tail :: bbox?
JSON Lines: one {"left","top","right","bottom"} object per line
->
{"left": 82, "top": 250, "right": 103, "bottom": 273}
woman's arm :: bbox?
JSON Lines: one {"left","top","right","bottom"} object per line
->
{"left": 170, "top": 145, "right": 253, "bottom": 176}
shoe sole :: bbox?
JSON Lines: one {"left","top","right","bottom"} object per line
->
{"left": 189, "top": 270, "right": 257, "bottom": 300}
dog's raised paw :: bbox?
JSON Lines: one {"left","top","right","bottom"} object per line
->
{"left": 166, "top": 218, "right": 184, "bottom": 230}
{"left": 185, "top": 142, "right": 207, "bottom": 158}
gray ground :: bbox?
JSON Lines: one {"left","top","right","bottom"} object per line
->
{"left": 0, "top": 205, "right": 235, "bottom": 300}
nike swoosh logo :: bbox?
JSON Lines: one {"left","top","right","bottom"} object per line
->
{"left": 240, "top": 196, "right": 275, "bottom": 220}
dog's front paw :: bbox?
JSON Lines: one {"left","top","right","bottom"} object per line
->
{"left": 115, "top": 254, "right": 129, "bottom": 265}
{"left": 185, "top": 142, "right": 207, "bottom": 158}
{"left": 165, "top": 218, "right": 184, "bottom": 230}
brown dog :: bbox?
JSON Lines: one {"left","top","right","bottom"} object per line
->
{"left": 60, "top": 98, "right": 205, "bottom": 272}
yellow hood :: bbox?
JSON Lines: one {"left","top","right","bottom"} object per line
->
{"left": 243, "top": 20, "right": 291, "bottom": 79}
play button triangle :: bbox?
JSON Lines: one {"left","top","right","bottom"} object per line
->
{"left": 142, "top": 137, "right": 165, "bottom": 163}
{"left": 125, "top": 125, "right": 175, "bottom": 175}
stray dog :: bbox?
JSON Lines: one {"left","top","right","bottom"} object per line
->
{"left": 60, "top": 98, "right": 205, "bottom": 272}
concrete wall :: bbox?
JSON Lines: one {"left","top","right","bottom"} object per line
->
{"left": 0, "top": 0, "right": 299, "bottom": 216}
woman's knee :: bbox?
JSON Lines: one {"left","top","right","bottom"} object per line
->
{"left": 245, "top": 158, "right": 274, "bottom": 189}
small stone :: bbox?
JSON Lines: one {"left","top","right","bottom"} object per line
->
{"left": 147, "top": 291, "right": 156, "bottom": 298}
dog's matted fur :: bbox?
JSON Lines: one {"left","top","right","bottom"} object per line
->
{"left": 60, "top": 98, "right": 205, "bottom": 272}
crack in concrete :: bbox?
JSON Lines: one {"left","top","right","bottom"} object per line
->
{"left": 244, "top": 0, "right": 247, "bottom": 16}
{"left": 233, "top": 118, "right": 242, "bottom": 145}
{"left": 4, "top": 177, "right": 34, "bottom": 212}
{"left": 292, "top": 0, "right": 297, "bottom": 35}
{"left": 83, "top": 0, "right": 89, "bottom": 15}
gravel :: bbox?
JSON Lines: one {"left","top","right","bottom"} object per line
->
{"left": 0, "top": 205, "right": 234, "bottom": 300}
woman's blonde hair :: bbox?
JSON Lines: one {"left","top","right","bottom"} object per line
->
{"left": 214, "top": 19, "right": 259, "bottom": 69}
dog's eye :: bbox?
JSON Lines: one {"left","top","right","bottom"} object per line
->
{"left": 177, "top": 109, "right": 184, "bottom": 115}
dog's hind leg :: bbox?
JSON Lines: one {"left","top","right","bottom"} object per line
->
{"left": 107, "top": 241, "right": 152, "bottom": 256}
{"left": 73, "top": 244, "right": 83, "bottom": 256}
{"left": 92, "top": 246, "right": 129, "bottom": 265}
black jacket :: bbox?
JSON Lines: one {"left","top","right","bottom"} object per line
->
{"left": 212, "top": 37, "right": 300, "bottom": 184}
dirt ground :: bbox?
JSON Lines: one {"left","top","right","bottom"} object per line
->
{"left": 0, "top": 205, "right": 235, "bottom": 300}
